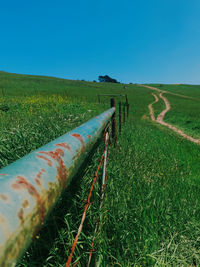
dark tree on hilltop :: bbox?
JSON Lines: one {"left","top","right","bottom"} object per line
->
{"left": 98, "top": 75, "right": 119, "bottom": 83}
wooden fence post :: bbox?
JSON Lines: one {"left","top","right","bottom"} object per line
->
{"left": 127, "top": 103, "right": 129, "bottom": 119}
{"left": 119, "top": 101, "right": 121, "bottom": 134}
{"left": 125, "top": 94, "right": 128, "bottom": 105}
{"left": 123, "top": 103, "right": 126, "bottom": 124}
{"left": 111, "top": 98, "right": 117, "bottom": 147}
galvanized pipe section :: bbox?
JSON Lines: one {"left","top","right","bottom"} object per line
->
{"left": 0, "top": 107, "right": 115, "bottom": 267}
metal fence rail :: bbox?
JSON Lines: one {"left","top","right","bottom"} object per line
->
{"left": 0, "top": 107, "right": 115, "bottom": 267}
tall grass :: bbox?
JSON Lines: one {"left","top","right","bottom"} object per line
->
{"left": 98, "top": 120, "right": 200, "bottom": 265}
{"left": 164, "top": 94, "right": 200, "bottom": 139}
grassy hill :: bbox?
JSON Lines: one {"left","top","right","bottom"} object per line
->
{"left": 1, "top": 71, "right": 200, "bottom": 266}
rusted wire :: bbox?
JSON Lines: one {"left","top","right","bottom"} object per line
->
{"left": 87, "top": 173, "right": 108, "bottom": 267}
{"left": 88, "top": 132, "right": 110, "bottom": 267}
{"left": 65, "top": 136, "right": 110, "bottom": 267}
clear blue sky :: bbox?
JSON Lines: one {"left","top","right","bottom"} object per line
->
{"left": 0, "top": 0, "right": 200, "bottom": 84}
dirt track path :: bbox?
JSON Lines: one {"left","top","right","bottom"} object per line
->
{"left": 157, "top": 93, "right": 170, "bottom": 123}
{"left": 140, "top": 84, "right": 197, "bottom": 100}
{"left": 148, "top": 93, "right": 159, "bottom": 121}
{"left": 142, "top": 85, "right": 200, "bottom": 144}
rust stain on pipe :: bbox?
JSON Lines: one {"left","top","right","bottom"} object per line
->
{"left": 56, "top": 142, "right": 72, "bottom": 151}
{"left": 37, "top": 155, "right": 53, "bottom": 166}
{"left": 0, "top": 194, "right": 9, "bottom": 202}
{"left": 11, "top": 176, "right": 45, "bottom": 224}
{"left": 22, "top": 200, "right": 29, "bottom": 209}
{"left": 71, "top": 133, "right": 85, "bottom": 152}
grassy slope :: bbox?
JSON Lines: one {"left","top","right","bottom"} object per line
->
{"left": 164, "top": 94, "right": 200, "bottom": 139}
{"left": 146, "top": 83, "right": 200, "bottom": 139}
{"left": 150, "top": 83, "right": 200, "bottom": 98}
{"left": 0, "top": 72, "right": 200, "bottom": 266}
{"left": 0, "top": 71, "right": 122, "bottom": 168}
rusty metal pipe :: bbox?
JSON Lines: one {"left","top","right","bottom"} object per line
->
{"left": 0, "top": 107, "right": 115, "bottom": 267}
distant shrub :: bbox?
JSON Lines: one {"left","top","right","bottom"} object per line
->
{"left": 98, "top": 75, "right": 119, "bottom": 83}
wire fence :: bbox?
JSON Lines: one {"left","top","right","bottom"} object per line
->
{"left": 87, "top": 132, "right": 110, "bottom": 267}
{"left": 64, "top": 96, "right": 130, "bottom": 266}
{"left": 65, "top": 131, "right": 110, "bottom": 267}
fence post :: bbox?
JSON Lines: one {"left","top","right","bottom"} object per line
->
{"left": 125, "top": 94, "right": 128, "bottom": 105}
{"left": 127, "top": 103, "right": 129, "bottom": 119}
{"left": 110, "top": 98, "right": 117, "bottom": 147}
{"left": 123, "top": 103, "right": 126, "bottom": 124}
{"left": 119, "top": 101, "right": 121, "bottom": 134}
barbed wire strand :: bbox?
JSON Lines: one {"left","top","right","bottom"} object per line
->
{"left": 87, "top": 173, "right": 108, "bottom": 267}
{"left": 65, "top": 134, "right": 110, "bottom": 267}
{"left": 87, "top": 132, "right": 110, "bottom": 267}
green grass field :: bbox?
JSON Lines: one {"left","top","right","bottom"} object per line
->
{"left": 163, "top": 94, "right": 200, "bottom": 139}
{"left": 1, "top": 71, "right": 200, "bottom": 266}
{"left": 152, "top": 83, "right": 200, "bottom": 98}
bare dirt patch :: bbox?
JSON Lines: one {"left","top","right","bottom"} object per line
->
{"left": 148, "top": 93, "right": 159, "bottom": 121}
